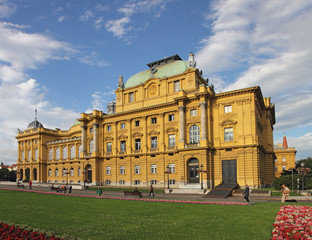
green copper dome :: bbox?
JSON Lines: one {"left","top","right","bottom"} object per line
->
{"left": 125, "top": 60, "right": 189, "bottom": 88}
{"left": 72, "top": 120, "right": 81, "bottom": 126}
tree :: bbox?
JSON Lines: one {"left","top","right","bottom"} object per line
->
{"left": 0, "top": 168, "right": 16, "bottom": 181}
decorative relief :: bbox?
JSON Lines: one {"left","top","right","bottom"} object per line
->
{"left": 105, "top": 137, "right": 114, "bottom": 142}
{"left": 149, "top": 84, "right": 157, "bottom": 96}
{"left": 165, "top": 127, "right": 178, "bottom": 133}
{"left": 148, "top": 130, "right": 160, "bottom": 136}
{"left": 132, "top": 132, "right": 143, "bottom": 138}
{"left": 118, "top": 134, "right": 128, "bottom": 140}
{"left": 220, "top": 119, "right": 237, "bottom": 126}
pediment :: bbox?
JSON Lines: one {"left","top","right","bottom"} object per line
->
{"left": 220, "top": 119, "right": 237, "bottom": 126}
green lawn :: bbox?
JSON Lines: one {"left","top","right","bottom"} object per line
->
{"left": 0, "top": 189, "right": 309, "bottom": 240}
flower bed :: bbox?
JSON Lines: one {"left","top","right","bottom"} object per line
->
{"left": 271, "top": 205, "right": 312, "bottom": 240}
{"left": 0, "top": 222, "right": 62, "bottom": 239}
{"left": 0, "top": 188, "right": 249, "bottom": 206}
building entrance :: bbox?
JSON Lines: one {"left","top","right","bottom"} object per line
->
{"left": 188, "top": 158, "right": 199, "bottom": 183}
{"left": 222, "top": 160, "right": 237, "bottom": 183}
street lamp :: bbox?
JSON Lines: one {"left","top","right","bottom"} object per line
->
{"left": 300, "top": 162, "right": 305, "bottom": 191}
{"left": 297, "top": 178, "right": 300, "bottom": 194}
{"left": 65, "top": 168, "right": 70, "bottom": 186}
{"left": 164, "top": 165, "right": 171, "bottom": 190}
{"left": 200, "top": 164, "right": 203, "bottom": 190}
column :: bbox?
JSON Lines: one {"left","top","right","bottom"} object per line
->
{"left": 92, "top": 123, "right": 98, "bottom": 153}
{"left": 81, "top": 125, "right": 87, "bottom": 156}
{"left": 199, "top": 102, "right": 207, "bottom": 140}
{"left": 178, "top": 106, "right": 185, "bottom": 143}
{"left": 160, "top": 113, "right": 165, "bottom": 151}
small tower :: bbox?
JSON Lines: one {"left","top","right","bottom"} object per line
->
{"left": 188, "top": 52, "right": 196, "bottom": 68}
{"left": 107, "top": 100, "right": 116, "bottom": 114}
{"left": 117, "top": 75, "right": 124, "bottom": 89}
{"left": 282, "top": 132, "right": 288, "bottom": 148}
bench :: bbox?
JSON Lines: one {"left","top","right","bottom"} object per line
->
{"left": 124, "top": 191, "right": 142, "bottom": 198}
{"left": 17, "top": 184, "right": 25, "bottom": 188}
{"left": 51, "top": 186, "right": 67, "bottom": 193}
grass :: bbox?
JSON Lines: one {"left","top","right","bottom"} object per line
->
{"left": 0, "top": 189, "right": 310, "bottom": 240}
{"left": 271, "top": 191, "right": 303, "bottom": 196}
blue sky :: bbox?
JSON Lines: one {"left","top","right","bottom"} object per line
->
{"left": 0, "top": 0, "right": 312, "bottom": 164}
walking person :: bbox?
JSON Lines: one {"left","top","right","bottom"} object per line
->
{"left": 281, "top": 184, "right": 290, "bottom": 203}
{"left": 149, "top": 185, "right": 154, "bottom": 198}
{"left": 242, "top": 185, "right": 250, "bottom": 202}
{"left": 29, "top": 180, "right": 32, "bottom": 190}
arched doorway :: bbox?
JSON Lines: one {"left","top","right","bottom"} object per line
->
{"left": 20, "top": 169, "right": 24, "bottom": 181}
{"left": 86, "top": 165, "right": 92, "bottom": 183}
{"left": 33, "top": 168, "right": 37, "bottom": 181}
{"left": 188, "top": 158, "right": 199, "bottom": 183}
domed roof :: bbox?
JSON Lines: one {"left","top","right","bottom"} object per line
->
{"left": 27, "top": 119, "right": 44, "bottom": 129}
{"left": 125, "top": 60, "right": 190, "bottom": 89}
{"left": 72, "top": 120, "right": 81, "bottom": 126}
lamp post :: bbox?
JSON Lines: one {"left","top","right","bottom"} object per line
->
{"left": 200, "top": 164, "right": 203, "bottom": 190}
{"left": 290, "top": 169, "right": 294, "bottom": 192}
{"left": 164, "top": 165, "right": 171, "bottom": 190}
{"left": 300, "top": 162, "right": 305, "bottom": 191}
{"left": 65, "top": 168, "right": 70, "bottom": 187}
{"left": 297, "top": 178, "right": 300, "bottom": 194}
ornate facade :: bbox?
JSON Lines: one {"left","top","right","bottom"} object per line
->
{"left": 16, "top": 53, "right": 276, "bottom": 189}
{"left": 274, "top": 134, "right": 296, "bottom": 177}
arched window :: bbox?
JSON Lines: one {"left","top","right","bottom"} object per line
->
{"left": 48, "top": 169, "right": 52, "bottom": 177}
{"left": 89, "top": 140, "right": 94, "bottom": 153}
{"left": 70, "top": 145, "right": 75, "bottom": 159}
{"left": 189, "top": 125, "right": 200, "bottom": 144}
{"left": 78, "top": 167, "right": 81, "bottom": 176}
{"left": 48, "top": 149, "right": 53, "bottom": 160}
{"left": 35, "top": 149, "right": 38, "bottom": 160}
{"left": 62, "top": 168, "right": 67, "bottom": 176}
{"left": 70, "top": 168, "right": 74, "bottom": 177}
{"left": 55, "top": 168, "right": 59, "bottom": 177}
{"left": 62, "top": 147, "right": 67, "bottom": 159}
{"left": 21, "top": 151, "right": 24, "bottom": 161}
{"left": 55, "top": 148, "right": 60, "bottom": 160}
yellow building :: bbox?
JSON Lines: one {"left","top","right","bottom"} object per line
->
{"left": 274, "top": 134, "right": 296, "bottom": 177}
{"left": 16, "top": 53, "right": 276, "bottom": 189}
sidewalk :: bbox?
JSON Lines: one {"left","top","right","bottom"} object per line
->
{"left": 1, "top": 182, "right": 311, "bottom": 203}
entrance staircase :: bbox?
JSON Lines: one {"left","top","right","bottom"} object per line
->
{"left": 204, "top": 182, "right": 238, "bottom": 198}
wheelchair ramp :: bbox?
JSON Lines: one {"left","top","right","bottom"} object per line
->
{"left": 204, "top": 183, "right": 238, "bottom": 198}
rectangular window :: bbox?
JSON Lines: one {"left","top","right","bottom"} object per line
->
{"left": 90, "top": 127, "right": 94, "bottom": 133}
{"left": 151, "top": 180, "right": 157, "bottom": 185}
{"left": 168, "top": 163, "right": 175, "bottom": 173}
{"left": 107, "top": 125, "right": 111, "bottom": 131}
{"left": 48, "top": 169, "right": 51, "bottom": 177}
{"left": 282, "top": 157, "right": 286, "bottom": 162}
{"left": 224, "top": 127, "right": 233, "bottom": 142}
{"left": 135, "top": 165, "right": 140, "bottom": 174}
{"left": 120, "top": 140, "right": 126, "bottom": 152}
{"left": 134, "top": 180, "right": 140, "bottom": 185}
{"left": 282, "top": 166, "right": 286, "bottom": 171}
{"left": 105, "top": 180, "right": 111, "bottom": 185}
{"left": 151, "top": 164, "right": 157, "bottom": 174}
{"left": 120, "top": 166, "right": 125, "bottom": 175}
{"left": 174, "top": 81, "right": 180, "bottom": 92}
{"left": 190, "top": 109, "right": 197, "bottom": 116}
{"left": 70, "top": 169, "right": 74, "bottom": 177}
{"left": 168, "top": 114, "right": 175, "bottom": 121}
{"left": 106, "top": 142, "right": 112, "bottom": 153}
{"left": 119, "top": 180, "right": 125, "bottom": 185}
{"left": 151, "top": 137, "right": 157, "bottom": 149}
{"left": 224, "top": 105, "right": 232, "bottom": 113}
{"left": 168, "top": 134, "right": 176, "bottom": 147}
{"left": 151, "top": 117, "right": 157, "bottom": 124}
{"left": 129, "top": 92, "right": 134, "bottom": 102}
{"left": 106, "top": 167, "right": 111, "bottom": 175}
{"left": 135, "top": 120, "right": 140, "bottom": 127}
{"left": 121, "top": 123, "right": 125, "bottom": 129}
{"left": 275, "top": 166, "right": 278, "bottom": 172}
{"left": 169, "top": 179, "right": 176, "bottom": 185}
{"left": 135, "top": 139, "right": 141, "bottom": 150}
{"left": 78, "top": 168, "right": 81, "bottom": 176}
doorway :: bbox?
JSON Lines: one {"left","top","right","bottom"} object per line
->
{"left": 188, "top": 158, "right": 199, "bottom": 183}
{"left": 222, "top": 160, "right": 237, "bottom": 183}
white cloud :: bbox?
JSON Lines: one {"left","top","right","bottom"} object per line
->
{"left": 0, "top": 21, "right": 80, "bottom": 164}
{"left": 80, "top": 9, "right": 94, "bottom": 22}
{"left": 0, "top": 0, "right": 16, "bottom": 18}
{"left": 58, "top": 15, "right": 67, "bottom": 22}
{"left": 105, "top": 17, "right": 131, "bottom": 38}
{"left": 79, "top": 51, "right": 111, "bottom": 67}
{"left": 196, "top": 0, "right": 312, "bottom": 133}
